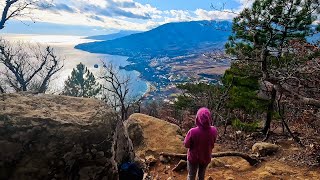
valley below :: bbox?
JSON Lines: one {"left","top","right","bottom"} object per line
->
{"left": 75, "top": 20, "right": 232, "bottom": 101}
{"left": 121, "top": 52, "right": 230, "bottom": 102}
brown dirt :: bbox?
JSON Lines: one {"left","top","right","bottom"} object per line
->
{"left": 148, "top": 142, "right": 320, "bottom": 180}
{"left": 127, "top": 113, "right": 320, "bottom": 179}
{"left": 141, "top": 116, "right": 320, "bottom": 179}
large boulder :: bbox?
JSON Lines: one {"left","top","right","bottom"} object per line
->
{"left": 125, "top": 113, "right": 186, "bottom": 158}
{"left": 0, "top": 93, "right": 134, "bottom": 180}
{"left": 252, "top": 142, "right": 280, "bottom": 156}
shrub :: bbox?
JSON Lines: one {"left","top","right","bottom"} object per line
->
{"left": 231, "top": 119, "right": 259, "bottom": 132}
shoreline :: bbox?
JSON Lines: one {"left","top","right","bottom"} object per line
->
{"left": 141, "top": 81, "right": 157, "bottom": 99}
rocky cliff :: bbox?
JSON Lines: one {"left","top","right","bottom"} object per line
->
{"left": 0, "top": 93, "right": 134, "bottom": 180}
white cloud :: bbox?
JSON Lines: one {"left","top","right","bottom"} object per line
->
{"left": 195, "top": 9, "right": 236, "bottom": 20}
{"left": 236, "top": 0, "right": 254, "bottom": 9}
{"left": 163, "top": 10, "right": 193, "bottom": 23}
{"left": 3, "top": 0, "right": 251, "bottom": 31}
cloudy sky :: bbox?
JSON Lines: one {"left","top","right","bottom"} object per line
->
{"left": 1, "top": 0, "right": 253, "bottom": 35}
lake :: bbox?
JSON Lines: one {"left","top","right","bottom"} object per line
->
{"left": 0, "top": 34, "right": 148, "bottom": 97}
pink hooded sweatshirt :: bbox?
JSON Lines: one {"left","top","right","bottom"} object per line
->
{"left": 184, "top": 107, "right": 218, "bottom": 165}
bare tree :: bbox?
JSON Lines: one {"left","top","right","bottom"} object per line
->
{"left": 0, "top": 39, "right": 64, "bottom": 93}
{"left": 101, "top": 62, "right": 135, "bottom": 121}
{"left": 0, "top": 0, "right": 40, "bottom": 30}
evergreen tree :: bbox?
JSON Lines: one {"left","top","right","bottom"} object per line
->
{"left": 175, "top": 83, "right": 220, "bottom": 113}
{"left": 222, "top": 63, "right": 268, "bottom": 114}
{"left": 225, "top": 0, "right": 319, "bottom": 134}
{"left": 62, "top": 63, "right": 101, "bottom": 98}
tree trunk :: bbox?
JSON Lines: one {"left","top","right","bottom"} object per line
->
{"left": 121, "top": 104, "right": 128, "bottom": 121}
{"left": 278, "top": 104, "right": 304, "bottom": 147}
{"left": 22, "top": 85, "right": 27, "bottom": 91}
{"left": 262, "top": 87, "right": 276, "bottom": 135}
{"left": 160, "top": 151, "right": 260, "bottom": 166}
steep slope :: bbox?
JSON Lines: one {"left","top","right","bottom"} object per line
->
{"left": 75, "top": 20, "right": 231, "bottom": 57}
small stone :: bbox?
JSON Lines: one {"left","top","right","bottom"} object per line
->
{"left": 226, "top": 177, "right": 234, "bottom": 180}
{"left": 97, "top": 157, "right": 108, "bottom": 164}
{"left": 159, "top": 155, "right": 169, "bottom": 164}
{"left": 172, "top": 160, "right": 187, "bottom": 172}
{"left": 246, "top": 137, "right": 254, "bottom": 141}
{"left": 84, "top": 153, "right": 92, "bottom": 160}
{"left": 73, "top": 146, "right": 83, "bottom": 155}
{"left": 208, "top": 158, "right": 225, "bottom": 168}
{"left": 133, "top": 157, "right": 145, "bottom": 169}
{"left": 207, "top": 177, "right": 214, "bottom": 180}
{"left": 91, "top": 148, "right": 97, "bottom": 154}
{"left": 63, "top": 152, "right": 72, "bottom": 161}
{"left": 265, "top": 167, "right": 289, "bottom": 175}
{"left": 145, "top": 155, "right": 157, "bottom": 166}
{"left": 96, "top": 151, "right": 105, "bottom": 158}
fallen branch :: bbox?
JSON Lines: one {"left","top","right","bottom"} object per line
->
{"left": 160, "top": 151, "right": 260, "bottom": 166}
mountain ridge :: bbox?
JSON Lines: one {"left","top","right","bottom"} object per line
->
{"left": 85, "top": 30, "right": 142, "bottom": 41}
{"left": 75, "top": 20, "right": 232, "bottom": 57}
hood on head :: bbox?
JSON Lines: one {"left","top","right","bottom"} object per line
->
{"left": 195, "top": 107, "right": 212, "bottom": 128}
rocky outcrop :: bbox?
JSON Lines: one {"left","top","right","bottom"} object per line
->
{"left": 125, "top": 113, "right": 186, "bottom": 158}
{"left": 0, "top": 93, "right": 134, "bottom": 180}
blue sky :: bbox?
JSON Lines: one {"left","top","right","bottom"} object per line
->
{"left": 1, "top": 0, "right": 252, "bottom": 36}
{"left": 137, "top": 0, "right": 241, "bottom": 11}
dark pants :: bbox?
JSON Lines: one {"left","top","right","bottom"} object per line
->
{"left": 187, "top": 161, "right": 207, "bottom": 180}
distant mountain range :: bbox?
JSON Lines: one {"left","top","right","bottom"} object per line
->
{"left": 76, "top": 20, "right": 232, "bottom": 57}
{"left": 85, "top": 30, "right": 141, "bottom": 41}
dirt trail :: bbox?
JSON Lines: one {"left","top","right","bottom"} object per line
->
{"left": 126, "top": 114, "right": 320, "bottom": 179}
{"left": 148, "top": 143, "right": 320, "bottom": 180}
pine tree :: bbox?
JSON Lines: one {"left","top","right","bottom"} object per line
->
{"left": 62, "top": 63, "right": 101, "bottom": 98}
{"left": 225, "top": 0, "right": 319, "bottom": 134}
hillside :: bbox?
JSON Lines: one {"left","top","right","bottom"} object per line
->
{"left": 75, "top": 20, "right": 231, "bottom": 57}
{"left": 85, "top": 30, "right": 141, "bottom": 41}
{"left": 125, "top": 113, "right": 320, "bottom": 179}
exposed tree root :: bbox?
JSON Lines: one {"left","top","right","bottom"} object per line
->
{"left": 160, "top": 151, "right": 260, "bottom": 166}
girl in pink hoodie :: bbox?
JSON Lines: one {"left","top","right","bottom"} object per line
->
{"left": 184, "top": 107, "right": 218, "bottom": 180}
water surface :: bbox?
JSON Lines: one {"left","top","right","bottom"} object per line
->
{"left": 1, "top": 34, "right": 148, "bottom": 96}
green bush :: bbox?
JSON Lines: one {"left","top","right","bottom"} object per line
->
{"left": 231, "top": 118, "right": 259, "bottom": 132}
